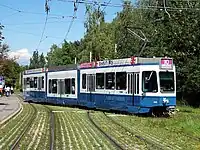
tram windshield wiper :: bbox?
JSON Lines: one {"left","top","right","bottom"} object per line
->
{"left": 145, "top": 71, "right": 153, "bottom": 83}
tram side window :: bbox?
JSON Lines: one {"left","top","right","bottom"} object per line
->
{"left": 34, "top": 77, "right": 37, "bottom": 88}
{"left": 52, "top": 79, "right": 57, "bottom": 94}
{"left": 65, "top": 78, "right": 76, "bottom": 94}
{"left": 96, "top": 73, "right": 104, "bottom": 89}
{"left": 42, "top": 76, "right": 44, "bottom": 88}
{"left": 30, "top": 78, "right": 34, "bottom": 88}
{"left": 142, "top": 71, "right": 158, "bottom": 92}
{"left": 72, "top": 78, "right": 75, "bottom": 94}
{"left": 49, "top": 79, "right": 52, "bottom": 93}
{"left": 65, "top": 79, "right": 71, "bottom": 94}
{"left": 116, "top": 72, "right": 126, "bottom": 90}
{"left": 159, "top": 72, "right": 174, "bottom": 92}
{"left": 106, "top": 72, "right": 115, "bottom": 90}
{"left": 25, "top": 77, "right": 30, "bottom": 88}
{"left": 23, "top": 78, "right": 26, "bottom": 89}
{"left": 82, "top": 74, "right": 86, "bottom": 89}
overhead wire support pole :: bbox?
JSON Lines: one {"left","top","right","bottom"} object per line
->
{"left": 35, "top": 0, "right": 51, "bottom": 52}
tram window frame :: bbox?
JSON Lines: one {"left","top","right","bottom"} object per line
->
{"left": 30, "top": 78, "right": 34, "bottom": 88}
{"left": 52, "top": 79, "right": 57, "bottom": 94}
{"left": 82, "top": 74, "right": 86, "bottom": 89}
{"left": 106, "top": 72, "right": 115, "bottom": 90}
{"left": 159, "top": 72, "right": 175, "bottom": 92}
{"left": 42, "top": 76, "right": 44, "bottom": 88}
{"left": 49, "top": 79, "right": 52, "bottom": 93}
{"left": 116, "top": 72, "right": 127, "bottom": 90}
{"left": 26, "top": 77, "right": 30, "bottom": 88}
{"left": 142, "top": 71, "right": 158, "bottom": 93}
{"left": 72, "top": 78, "right": 75, "bottom": 94}
{"left": 65, "top": 78, "right": 71, "bottom": 94}
{"left": 38, "top": 77, "right": 42, "bottom": 89}
{"left": 136, "top": 74, "right": 139, "bottom": 94}
{"left": 23, "top": 78, "right": 26, "bottom": 89}
{"left": 34, "top": 77, "right": 37, "bottom": 88}
{"left": 64, "top": 78, "right": 76, "bottom": 95}
{"left": 96, "top": 73, "right": 104, "bottom": 89}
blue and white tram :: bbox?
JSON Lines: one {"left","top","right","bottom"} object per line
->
{"left": 79, "top": 57, "right": 176, "bottom": 114}
{"left": 22, "top": 56, "right": 176, "bottom": 115}
{"left": 23, "top": 68, "right": 46, "bottom": 102}
{"left": 46, "top": 65, "right": 78, "bottom": 105}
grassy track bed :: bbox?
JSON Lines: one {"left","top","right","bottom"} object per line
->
{"left": 107, "top": 108, "right": 200, "bottom": 150}
{"left": 90, "top": 112, "right": 149, "bottom": 150}
{"left": 0, "top": 103, "right": 35, "bottom": 149}
{"left": 173, "top": 106, "right": 200, "bottom": 140}
{"left": 18, "top": 104, "right": 50, "bottom": 150}
{"left": 54, "top": 109, "right": 116, "bottom": 150}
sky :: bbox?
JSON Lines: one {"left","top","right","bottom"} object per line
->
{"left": 0, "top": 0, "right": 131, "bottom": 65}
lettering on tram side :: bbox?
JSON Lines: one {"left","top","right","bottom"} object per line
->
{"left": 98, "top": 58, "right": 133, "bottom": 67}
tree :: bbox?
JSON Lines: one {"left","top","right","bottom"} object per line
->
{"left": 29, "top": 51, "right": 39, "bottom": 69}
{"left": 45, "top": 0, "right": 200, "bottom": 106}
{"left": 39, "top": 53, "right": 46, "bottom": 67}
{"left": 0, "top": 44, "right": 9, "bottom": 59}
{"left": 0, "top": 24, "right": 4, "bottom": 45}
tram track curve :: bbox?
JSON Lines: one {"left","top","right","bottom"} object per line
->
{"left": 87, "top": 111, "right": 124, "bottom": 150}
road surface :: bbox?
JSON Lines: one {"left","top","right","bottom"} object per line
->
{"left": 0, "top": 94, "right": 21, "bottom": 123}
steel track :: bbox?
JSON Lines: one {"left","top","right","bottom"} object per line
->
{"left": 10, "top": 102, "right": 37, "bottom": 150}
{"left": 42, "top": 105, "right": 55, "bottom": 150}
{"left": 103, "top": 112, "right": 172, "bottom": 150}
{"left": 87, "top": 111, "right": 124, "bottom": 150}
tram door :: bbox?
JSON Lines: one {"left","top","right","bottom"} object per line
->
{"left": 128, "top": 73, "right": 140, "bottom": 106}
{"left": 86, "top": 74, "right": 95, "bottom": 102}
{"left": 58, "top": 79, "right": 65, "bottom": 97}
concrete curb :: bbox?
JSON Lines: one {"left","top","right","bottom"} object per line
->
{"left": 0, "top": 95, "right": 23, "bottom": 125}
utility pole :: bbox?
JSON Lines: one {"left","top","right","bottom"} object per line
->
{"left": 90, "top": 52, "right": 92, "bottom": 62}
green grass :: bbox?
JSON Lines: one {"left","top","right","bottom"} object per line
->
{"left": 90, "top": 112, "right": 149, "bottom": 150}
{"left": 53, "top": 107, "right": 116, "bottom": 150}
{"left": 0, "top": 103, "right": 35, "bottom": 150}
{"left": 1, "top": 103, "right": 199, "bottom": 149}
{"left": 19, "top": 104, "right": 50, "bottom": 150}
{"left": 107, "top": 106, "right": 200, "bottom": 150}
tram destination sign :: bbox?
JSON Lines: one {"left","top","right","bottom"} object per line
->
{"left": 25, "top": 68, "right": 45, "bottom": 74}
{"left": 159, "top": 58, "right": 173, "bottom": 70}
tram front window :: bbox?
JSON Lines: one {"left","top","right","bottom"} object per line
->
{"left": 142, "top": 71, "right": 158, "bottom": 92}
{"left": 159, "top": 72, "right": 174, "bottom": 92}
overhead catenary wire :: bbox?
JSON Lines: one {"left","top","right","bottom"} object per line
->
{"left": 36, "top": 15, "right": 49, "bottom": 51}
{"left": 57, "top": 0, "right": 200, "bottom": 11}
{"left": 0, "top": 3, "right": 77, "bottom": 18}
{"left": 58, "top": 0, "right": 80, "bottom": 46}
{"left": 3, "top": 28, "right": 64, "bottom": 39}
{"left": 101, "top": 0, "right": 112, "bottom": 12}
{"left": 3, "top": 20, "right": 82, "bottom": 26}
{"left": 1, "top": 12, "right": 21, "bottom": 22}
{"left": 36, "top": 0, "right": 51, "bottom": 51}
